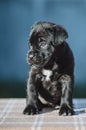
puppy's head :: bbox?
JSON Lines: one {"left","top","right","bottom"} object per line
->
{"left": 28, "top": 21, "right": 68, "bottom": 66}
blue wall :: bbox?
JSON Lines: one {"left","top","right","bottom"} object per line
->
{"left": 0, "top": 0, "right": 86, "bottom": 85}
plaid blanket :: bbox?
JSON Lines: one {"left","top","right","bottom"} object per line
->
{"left": 0, "top": 99, "right": 86, "bottom": 130}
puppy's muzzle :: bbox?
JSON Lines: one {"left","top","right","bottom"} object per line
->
{"left": 28, "top": 50, "right": 44, "bottom": 65}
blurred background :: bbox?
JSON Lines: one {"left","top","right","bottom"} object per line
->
{"left": 0, "top": 0, "right": 86, "bottom": 98}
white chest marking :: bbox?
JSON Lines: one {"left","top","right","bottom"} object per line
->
{"left": 42, "top": 69, "right": 52, "bottom": 81}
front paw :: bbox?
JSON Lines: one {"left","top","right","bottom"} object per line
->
{"left": 59, "top": 104, "right": 74, "bottom": 116}
{"left": 23, "top": 105, "right": 39, "bottom": 115}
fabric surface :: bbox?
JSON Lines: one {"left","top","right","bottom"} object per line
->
{"left": 0, "top": 99, "right": 86, "bottom": 130}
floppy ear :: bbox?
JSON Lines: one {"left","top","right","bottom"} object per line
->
{"left": 53, "top": 25, "right": 68, "bottom": 45}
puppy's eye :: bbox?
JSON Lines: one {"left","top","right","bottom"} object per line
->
{"left": 38, "top": 37, "right": 45, "bottom": 42}
{"left": 38, "top": 37, "right": 46, "bottom": 47}
{"left": 39, "top": 42, "right": 46, "bottom": 47}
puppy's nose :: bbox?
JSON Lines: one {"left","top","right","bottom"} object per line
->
{"left": 28, "top": 50, "right": 34, "bottom": 57}
{"left": 29, "top": 54, "right": 33, "bottom": 59}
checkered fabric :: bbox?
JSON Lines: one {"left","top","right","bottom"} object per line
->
{"left": 0, "top": 99, "right": 86, "bottom": 130}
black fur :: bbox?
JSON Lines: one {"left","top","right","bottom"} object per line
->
{"left": 23, "top": 21, "right": 74, "bottom": 116}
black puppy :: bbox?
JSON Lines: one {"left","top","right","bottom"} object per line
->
{"left": 23, "top": 21, "right": 74, "bottom": 116}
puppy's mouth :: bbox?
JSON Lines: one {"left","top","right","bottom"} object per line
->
{"left": 28, "top": 55, "right": 44, "bottom": 66}
{"left": 28, "top": 53, "right": 52, "bottom": 67}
